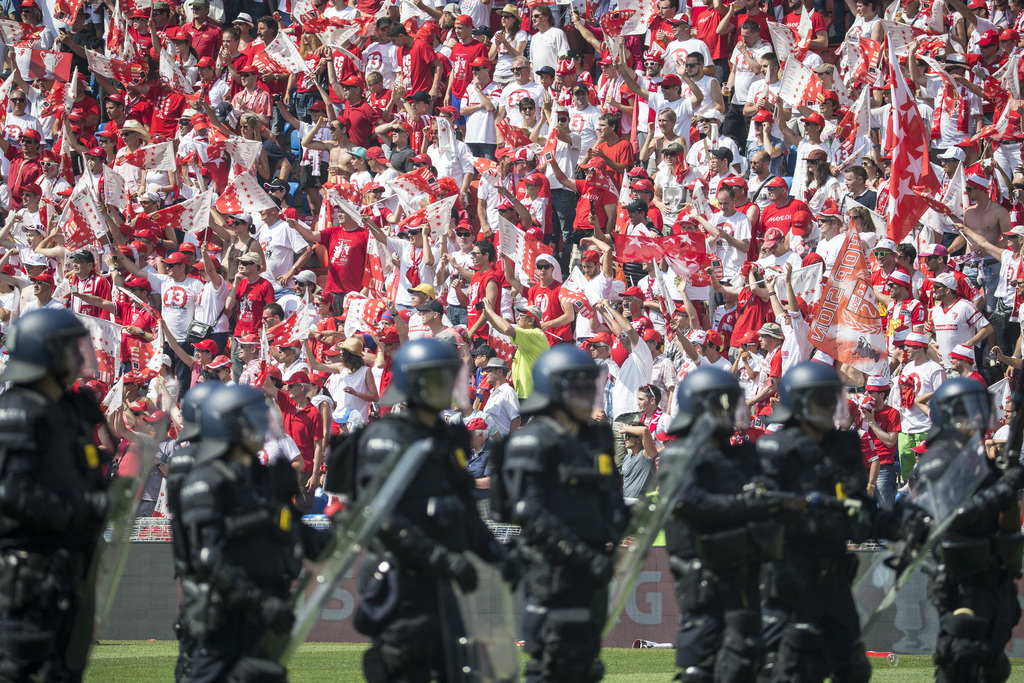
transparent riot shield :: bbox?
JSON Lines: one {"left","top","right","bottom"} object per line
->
{"left": 603, "top": 413, "right": 716, "bottom": 638}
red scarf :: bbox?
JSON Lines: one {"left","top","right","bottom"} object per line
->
{"left": 407, "top": 246, "right": 422, "bottom": 287}
{"left": 931, "top": 83, "right": 969, "bottom": 140}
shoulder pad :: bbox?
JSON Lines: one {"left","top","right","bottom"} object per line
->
{"left": 756, "top": 433, "right": 784, "bottom": 454}
{"left": 0, "top": 390, "right": 47, "bottom": 451}
{"left": 167, "top": 446, "right": 196, "bottom": 475}
{"left": 179, "top": 464, "right": 226, "bottom": 524}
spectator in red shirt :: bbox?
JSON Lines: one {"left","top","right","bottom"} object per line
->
{"left": 181, "top": 0, "right": 222, "bottom": 61}
{"left": 334, "top": 74, "right": 380, "bottom": 148}
{"left": 504, "top": 253, "right": 575, "bottom": 344}
{"left": 695, "top": 0, "right": 734, "bottom": 81}
{"left": 388, "top": 22, "right": 443, "bottom": 100}
{"left": 588, "top": 113, "right": 635, "bottom": 187}
{"left": 758, "top": 176, "right": 810, "bottom": 249}
{"left": 549, "top": 157, "right": 618, "bottom": 269}
{"left": 0, "top": 128, "right": 42, "bottom": 210}
{"left": 447, "top": 16, "right": 490, "bottom": 110}
{"left": 265, "top": 371, "right": 324, "bottom": 513}
{"left": 292, "top": 209, "right": 370, "bottom": 316}
{"left": 226, "top": 251, "right": 275, "bottom": 380}
{"left": 861, "top": 375, "right": 901, "bottom": 509}
{"left": 67, "top": 250, "right": 112, "bottom": 321}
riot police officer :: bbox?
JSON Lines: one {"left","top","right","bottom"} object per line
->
{"left": 663, "top": 367, "right": 777, "bottom": 682}
{"left": 0, "top": 309, "right": 110, "bottom": 683}
{"left": 166, "top": 382, "right": 218, "bottom": 683}
{"left": 756, "top": 362, "right": 873, "bottom": 683}
{"left": 179, "top": 384, "right": 327, "bottom": 683}
{"left": 502, "top": 343, "right": 628, "bottom": 682}
{"left": 915, "top": 378, "right": 1024, "bottom": 682}
{"left": 349, "top": 338, "right": 514, "bottom": 683}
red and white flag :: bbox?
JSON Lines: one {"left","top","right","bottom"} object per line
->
{"left": 102, "top": 166, "right": 129, "bottom": 213}
{"left": 53, "top": 0, "right": 87, "bottom": 23}
{"left": 60, "top": 182, "right": 105, "bottom": 252}
{"left": 77, "top": 313, "right": 121, "bottom": 384}
{"left": 101, "top": 376, "right": 124, "bottom": 416}
{"left": 85, "top": 49, "right": 146, "bottom": 85}
{"left": 214, "top": 172, "right": 277, "bottom": 214}
{"left": 497, "top": 216, "right": 554, "bottom": 273}
{"left": 267, "top": 305, "right": 313, "bottom": 347}
{"left": 618, "top": 0, "right": 657, "bottom": 35}
{"left": 129, "top": 326, "right": 163, "bottom": 373}
{"left": 392, "top": 167, "right": 434, "bottom": 211}
{"left": 652, "top": 261, "right": 677, "bottom": 317}
{"left": 778, "top": 58, "right": 825, "bottom": 109}
{"left": 808, "top": 230, "right": 886, "bottom": 374}
{"left": 886, "top": 33, "right": 939, "bottom": 242}
{"left": 560, "top": 266, "right": 596, "bottom": 319}
{"left": 0, "top": 19, "right": 42, "bottom": 47}
{"left": 614, "top": 232, "right": 700, "bottom": 263}
{"left": 403, "top": 194, "right": 458, "bottom": 240}
{"left": 223, "top": 137, "right": 263, "bottom": 171}
{"left": 663, "top": 231, "right": 710, "bottom": 286}
{"left": 496, "top": 118, "right": 532, "bottom": 148}
{"left": 343, "top": 294, "right": 385, "bottom": 337}
{"left": 151, "top": 189, "right": 213, "bottom": 234}
{"left": 853, "top": 37, "right": 883, "bottom": 85}
{"left": 116, "top": 140, "right": 176, "bottom": 171}
{"left": 829, "top": 85, "right": 870, "bottom": 169}
{"left": 767, "top": 21, "right": 802, "bottom": 64}
{"left": 14, "top": 47, "right": 71, "bottom": 82}
{"left": 159, "top": 48, "right": 196, "bottom": 97}
{"left": 0, "top": 72, "right": 15, "bottom": 130}
{"left": 940, "top": 162, "right": 968, "bottom": 220}
{"left": 264, "top": 32, "right": 309, "bottom": 74}
{"left": 773, "top": 261, "right": 824, "bottom": 304}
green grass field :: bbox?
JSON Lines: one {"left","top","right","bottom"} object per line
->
{"left": 82, "top": 641, "right": 1024, "bottom": 682}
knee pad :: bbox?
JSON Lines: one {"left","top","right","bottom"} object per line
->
{"left": 379, "top": 614, "right": 434, "bottom": 673}
{"left": 714, "top": 610, "right": 764, "bottom": 683}
{"left": 225, "top": 657, "right": 288, "bottom": 683}
{"left": 775, "top": 623, "right": 827, "bottom": 683}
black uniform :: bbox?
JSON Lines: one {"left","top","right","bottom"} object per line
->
{"left": 664, "top": 439, "right": 777, "bottom": 682}
{"left": 0, "top": 386, "right": 108, "bottom": 683}
{"left": 352, "top": 413, "right": 511, "bottom": 683}
{"left": 915, "top": 432, "right": 1024, "bottom": 682}
{"left": 179, "top": 455, "right": 327, "bottom": 683}
{"left": 756, "top": 426, "right": 875, "bottom": 683}
{"left": 164, "top": 442, "right": 198, "bottom": 683}
{"left": 504, "top": 417, "right": 628, "bottom": 682}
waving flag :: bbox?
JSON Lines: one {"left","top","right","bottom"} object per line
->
{"left": 215, "top": 172, "right": 277, "bottom": 214}
{"left": 0, "top": 19, "right": 43, "bottom": 47}
{"left": 392, "top": 167, "right": 434, "bottom": 211}
{"left": 496, "top": 119, "right": 531, "bottom": 148}
{"left": 618, "top": 0, "right": 657, "bottom": 35}
{"left": 53, "top": 0, "right": 87, "bottom": 23}
{"left": 941, "top": 162, "right": 968, "bottom": 220}
{"left": 561, "top": 266, "right": 597, "bottom": 319}
{"left": 886, "top": 33, "right": 939, "bottom": 241}
{"left": 652, "top": 261, "right": 677, "bottom": 316}
{"left": 497, "top": 216, "right": 554, "bottom": 273}
{"left": 85, "top": 49, "right": 146, "bottom": 85}
{"left": 778, "top": 59, "right": 826, "bottom": 109}
{"left": 829, "top": 85, "right": 870, "bottom": 169}
{"left": 152, "top": 189, "right": 213, "bottom": 234}
{"left": 343, "top": 294, "right": 385, "bottom": 338}
{"left": 77, "top": 314, "right": 121, "bottom": 383}
{"left": 223, "top": 137, "right": 263, "bottom": 171}
{"left": 614, "top": 232, "right": 700, "bottom": 263}
{"left": 663, "top": 231, "right": 710, "bottom": 285}
{"left": 267, "top": 306, "right": 313, "bottom": 347}
{"left": 60, "top": 181, "right": 105, "bottom": 251}
{"left": 264, "top": 32, "right": 310, "bottom": 74}
{"left": 116, "top": 140, "right": 176, "bottom": 171}
{"left": 14, "top": 47, "right": 71, "bottom": 82}
{"left": 159, "top": 48, "right": 197, "bottom": 98}
{"left": 402, "top": 194, "right": 458, "bottom": 240}
{"left": 102, "top": 166, "right": 129, "bottom": 213}
{"left": 773, "top": 262, "right": 824, "bottom": 304}
{"left": 808, "top": 230, "right": 886, "bottom": 374}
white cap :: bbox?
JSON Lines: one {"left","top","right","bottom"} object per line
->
{"left": 938, "top": 147, "right": 966, "bottom": 162}
{"left": 294, "top": 270, "right": 317, "bottom": 284}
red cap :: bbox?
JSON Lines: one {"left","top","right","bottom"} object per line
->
{"left": 30, "top": 271, "right": 54, "bottom": 287}
{"left": 659, "top": 74, "right": 682, "bottom": 88}
{"left": 791, "top": 209, "right": 812, "bottom": 237}
{"left": 629, "top": 179, "right": 655, "bottom": 193}
{"left": 1001, "top": 28, "right": 1020, "bottom": 42}
{"left": 190, "top": 113, "right": 209, "bottom": 130}
{"left": 208, "top": 355, "right": 231, "bottom": 369}
{"left": 125, "top": 275, "right": 151, "bottom": 292}
{"left": 579, "top": 157, "right": 607, "bottom": 171}
{"left": 163, "top": 251, "right": 189, "bottom": 265}
{"left": 643, "top": 328, "right": 662, "bottom": 343}
{"left": 978, "top": 28, "right": 1000, "bottom": 46}
{"left": 39, "top": 149, "right": 58, "bottom": 162}
{"left": 469, "top": 56, "right": 493, "bottom": 70}
{"left": 85, "top": 146, "right": 106, "bottom": 158}
{"left": 20, "top": 182, "right": 41, "bottom": 197}
{"left": 581, "top": 249, "right": 602, "bottom": 263}
{"left": 367, "top": 146, "right": 388, "bottom": 163}
{"left": 239, "top": 64, "right": 258, "bottom": 74}
{"left": 586, "top": 332, "right": 615, "bottom": 347}
{"left": 822, "top": 90, "right": 840, "bottom": 103}
{"left": 284, "top": 371, "right": 312, "bottom": 385}
{"left": 197, "top": 56, "right": 214, "bottom": 68}
{"left": 455, "top": 14, "right": 473, "bottom": 26}
{"left": 623, "top": 286, "right": 645, "bottom": 299}
{"left": 465, "top": 417, "right": 489, "bottom": 431}
{"left": 178, "top": 242, "right": 197, "bottom": 253}
{"left": 192, "top": 339, "right": 219, "bottom": 354}
{"left": 21, "top": 129, "right": 41, "bottom": 142}
{"left": 751, "top": 109, "right": 774, "bottom": 123}
{"left": 800, "top": 112, "right": 826, "bottom": 127}
{"left": 266, "top": 366, "right": 283, "bottom": 380}
{"left": 340, "top": 74, "right": 361, "bottom": 87}
{"left": 719, "top": 175, "right": 748, "bottom": 190}
{"left": 410, "top": 153, "right": 430, "bottom": 164}
{"left": 379, "top": 326, "right": 400, "bottom": 344}
{"left": 436, "top": 105, "right": 460, "bottom": 118}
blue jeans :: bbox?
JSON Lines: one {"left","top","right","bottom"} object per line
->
{"left": 978, "top": 258, "right": 1001, "bottom": 314}
{"left": 447, "top": 304, "right": 467, "bottom": 326}
{"left": 875, "top": 462, "right": 898, "bottom": 510}
{"left": 550, "top": 188, "right": 577, "bottom": 250}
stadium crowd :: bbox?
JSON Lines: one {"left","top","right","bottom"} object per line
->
{"left": 5, "top": 0, "right": 1024, "bottom": 513}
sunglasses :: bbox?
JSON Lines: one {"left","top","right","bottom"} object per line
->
{"left": 512, "top": 67, "right": 527, "bottom": 72}
{"left": 472, "top": 67, "right": 486, "bottom": 71}
{"left": 456, "top": 231, "right": 474, "bottom": 237}
{"left": 10, "top": 98, "right": 25, "bottom": 103}
{"left": 40, "top": 161, "right": 57, "bottom": 168}
{"left": 557, "top": 116, "right": 568, "bottom": 122}
{"left": 520, "top": 106, "right": 535, "bottom": 112}
{"left": 536, "top": 263, "right": 553, "bottom": 270}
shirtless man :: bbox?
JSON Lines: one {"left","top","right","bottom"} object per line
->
{"left": 300, "top": 118, "right": 357, "bottom": 182}
{"left": 951, "top": 173, "right": 1011, "bottom": 313}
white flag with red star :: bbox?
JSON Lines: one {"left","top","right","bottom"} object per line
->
{"left": 0, "top": 19, "right": 43, "bottom": 47}
{"left": 159, "top": 48, "right": 196, "bottom": 97}
{"left": 223, "top": 138, "right": 263, "bottom": 172}
{"left": 778, "top": 59, "right": 825, "bottom": 109}
{"left": 152, "top": 189, "right": 213, "bottom": 234}
{"left": 85, "top": 49, "right": 146, "bottom": 85}
{"left": 885, "top": 33, "right": 939, "bottom": 242}
{"left": 115, "top": 140, "right": 176, "bottom": 172}
{"left": 941, "top": 162, "right": 968, "bottom": 221}
{"left": 497, "top": 216, "right": 554, "bottom": 275}
{"left": 102, "top": 166, "right": 129, "bottom": 213}
{"left": 265, "top": 32, "right": 310, "bottom": 74}
{"left": 267, "top": 305, "right": 313, "bottom": 346}
{"left": 343, "top": 294, "right": 385, "bottom": 338}
{"left": 76, "top": 313, "right": 121, "bottom": 384}
{"left": 215, "top": 172, "right": 277, "bottom": 214}
{"left": 60, "top": 181, "right": 106, "bottom": 251}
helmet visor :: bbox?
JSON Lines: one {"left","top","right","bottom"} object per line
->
{"left": 64, "top": 335, "right": 98, "bottom": 384}
{"left": 800, "top": 385, "right": 847, "bottom": 430}
{"left": 694, "top": 388, "right": 749, "bottom": 432}
{"left": 239, "top": 399, "right": 285, "bottom": 455}
{"left": 937, "top": 391, "right": 995, "bottom": 434}
{"left": 560, "top": 366, "right": 604, "bottom": 421}
{"left": 413, "top": 364, "right": 464, "bottom": 412}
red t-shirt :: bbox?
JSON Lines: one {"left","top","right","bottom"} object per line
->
{"left": 759, "top": 197, "right": 811, "bottom": 240}
{"left": 449, "top": 40, "right": 490, "bottom": 101}
{"left": 398, "top": 39, "right": 438, "bottom": 96}
{"left": 182, "top": 20, "right": 222, "bottom": 61}
{"left": 696, "top": 6, "right": 732, "bottom": 61}
{"left": 731, "top": 288, "right": 772, "bottom": 344}
{"left": 319, "top": 226, "right": 369, "bottom": 295}
{"left": 593, "top": 139, "right": 635, "bottom": 187}
{"left": 233, "top": 276, "right": 275, "bottom": 336}
{"left": 862, "top": 405, "right": 900, "bottom": 466}
{"left": 148, "top": 82, "right": 187, "bottom": 139}
{"left": 469, "top": 267, "right": 500, "bottom": 339}
{"left": 339, "top": 99, "right": 379, "bottom": 148}
{"left": 71, "top": 95, "right": 101, "bottom": 138}
{"left": 572, "top": 178, "right": 617, "bottom": 232}
{"left": 116, "top": 301, "right": 157, "bottom": 364}
{"left": 71, "top": 273, "right": 112, "bottom": 320}
{"left": 737, "top": 11, "right": 772, "bottom": 41}
{"left": 783, "top": 11, "right": 828, "bottom": 47}
{"left": 275, "top": 391, "right": 323, "bottom": 473}
{"left": 526, "top": 281, "right": 571, "bottom": 344}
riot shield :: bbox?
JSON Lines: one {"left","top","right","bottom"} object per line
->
{"left": 444, "top": 551, "right": 519, "bottom": 683}
{"left": 857, "top": 433, "right": 989, "bottom": 635}
{"left": 267, "top": 438, "right": 435, "bottom": 665}
{"left": 71, "top": 431, "right": 163, "bottom": 672}
{"left": 602, "top": 413, "right": 716, "bottom": 639}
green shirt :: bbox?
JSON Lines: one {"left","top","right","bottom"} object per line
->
{"left": 510, "top": 327, "right": 550, "bottom": 399}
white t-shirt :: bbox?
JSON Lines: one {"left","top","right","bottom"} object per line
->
{"left": 385, "top": 237, "right": 439, "bottom": 306}
{"left": 146, "top": 272, "right": 204, "bottom": 342}
{"left": 257, "top": 219, "right": 309, "bottom": 282}
{"left": 464, "top": 82, "right": 503, "bottom": 145}
{"left": 492, "top": 30, "right": 530, "bottom": 82}
{"left": 611, "top": 337, "right": 654, "bottom": 420}
{"left": 648, "top": 91, "right": 695, "bottom": 139}
{"left": 427, "top": 139, "right": 477, "bottom": 185}
{"left": 931, "top": 298, "right": 988, "bottom": 366}
{"left": 529, "top": 27, "right": 569, "bottom": 73}
{"left": 568, "top": 104, "right": 603, "bottom": 159}
{"left": 499, "top": 80, "right": 547, "bottom": 127}
{"left": 544, "top": 132, "right": 581, "bottom": 192}
{"left": 896, "top": 359, "right": 946, "bottom": 433}
{"left": 194, "top": 276, "right": 231, "bottom": 334}
{"left": 710, "top": 210, "right": 752, "bottom": 279}
{"left": 664, "top": 38, "right": 712, "bottom": 78}
{"left": 729, "top": 40, "right": 772, "bottom": 104}
{"left": 363, "top": 42, "right": 398, "bottom": 88}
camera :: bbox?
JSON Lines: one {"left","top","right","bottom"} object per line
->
{"left": 474, "top": 302, "right": 485, "bottom": 311}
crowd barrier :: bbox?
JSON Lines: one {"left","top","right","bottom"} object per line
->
{"left": 101, "top": 519, "right": 1024, "bottom": 656}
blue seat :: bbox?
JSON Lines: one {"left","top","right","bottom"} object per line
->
{"left": 782, "top": 177, "right": 793, "bottom": 190}
{"left": 785, "top": 145, "right": 798, "bottom": 176}
{"left": 290, "top": 129, "right": 300, "bottom": 155}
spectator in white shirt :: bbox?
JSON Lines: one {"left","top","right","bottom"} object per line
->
{"left": 481, "top": 357, "right": 521, "bottom": 436}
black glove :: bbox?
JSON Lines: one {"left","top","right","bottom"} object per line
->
{"left": 899, "top": 507, "right": 931, "bottom": 549}
{"left": 1004, "top": 467, "right": 1024, "bottom": 491}
{"left": 587, "top": 551, "right": 614, "bottom": 585}
{"left": 84, "top": 491, "right": 109, "bottom": 518}
{"left": 260, "top": 596, "right": 295, "bottom": 632}
{"left": 445, "top": 552, "right": 478, "bottom": 593}
{"left": 495, "top": 552, "right": 522, "bottom": 590}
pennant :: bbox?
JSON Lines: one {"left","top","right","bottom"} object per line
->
{"left": 159, "top": 48, "right": 196, "bottom": 98}
{"left": 436, "top": 115, "right": 456, "bottom": 156}
{"left": 886, "top": 34, "right": 939, "bottom": 241}
{"left": 808, "top": 230, "right": 886, "bottom": 374}
{"left": 85, "top": 49, "right": 146, "bottom": 85}
{"left": 496, "top": 118, "right": 532, "bottom": 148}
{"left": 662, "top": 231, "right": 710, "bottom": 286}
{"left": 614, "top": 232, "right": 698, "bottom": 263}
{"left": 14, "top": 47, "right": 71, "bottom": 82}
{"left": 994, "top": 56, "right": 1021, "bottom": 105}
{"left": 267, "top": 306, "right": 313, "bottom": 346}
{"left": 118, "top": 285, "right": 161, "bottom": 322}
{"left": 76, "top": 313, "right": 121, "bottom": 384}
{"left": 116, "top": 140, "right": 176, "bottom": 172}
{"left": 101, "top": 376, "right": 124, "bottom": 416}
{"left": 223, "top": 137, "right": 263, "bottom": 171}
{"left": 214, "top": 172, "right": 277, "bottom": 214}
{"left": 151, "top": 189, "right": 213, "bottom": 234}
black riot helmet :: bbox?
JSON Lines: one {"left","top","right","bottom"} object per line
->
{"left": 379, "top": 337, "right": 466, "bottom": 411}
{"left": 929, "top": 377, "right": 992, "bottom": 434}
{"left": 519, "top": 343, "right": 601, "bottom": 422}
{"left": 772, "top": 361, "right": 846, "bottom": 431}
{"left": 668, "top": 366, "right": 745, "bottom": 435}
{"left": 0, "top": 308, "right": 96, "bottom": 386}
